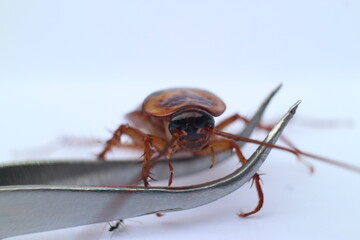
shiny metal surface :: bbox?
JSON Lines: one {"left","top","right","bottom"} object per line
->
{"left": 0, "top": 86, "right": 297, "bottom": 239}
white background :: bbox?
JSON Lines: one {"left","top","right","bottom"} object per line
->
{"left": 0, "top": 1, "right": 359, "bottom": 240}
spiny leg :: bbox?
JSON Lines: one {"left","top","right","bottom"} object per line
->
{"left": 238, "top": 173, "right": 263, "bottom": 217}
{"left": 165, "top": 132, "right": 182, "bottom": 186}
{"left": 142, "top": 134, "right": 168, "bottom": 186}
{"left": 216, "top": 113, "right": 314, "bottom": 172}
{"left": 214, "top": 127, "right": 360, "bottom": 174}
{"left": 98, "top": 124, "right": 167, "bottom": 186}
{"left": 197, "top": 139, "right": 264, "bottom": 217}
{"left": 97, "top": 124, "right": 147, "bottom": 160}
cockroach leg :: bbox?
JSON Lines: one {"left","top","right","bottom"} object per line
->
{"left": 215, "top": 128, "right": 360, "bottom": 174}
{"left": 238, "top": 173, "right": 263, "bottom": 217}
{"left": 142, "top": 135, "right": 153, "bottom": 186}
{"left": 97, "top": 124, "right": 146, "bottom": 159}
{"left": 142, "top": 134, "right": 167, "bottom": 186}
{"left": 215, "top": 113, "right": 251, "bottom": 130}
{"left": 197, "top": 138, "right": 264, "bottom": 217}
{"left": 98, "top": 125, "right": 167, "bottom": 186}
{"left": 165, "top": 135, "right": 181, "bottom": 186}
{"left": 216, "top": 114, "right": 315, "bottom": 172}
{"left": 208, "top": 144, "right": 215, "bottom": 168}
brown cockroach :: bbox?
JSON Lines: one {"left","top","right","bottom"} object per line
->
{"left": 97, "top": 87, "right": 360, "bottom": 217}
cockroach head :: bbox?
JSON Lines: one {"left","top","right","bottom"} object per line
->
{"left": 168, "top": 109, "right": 214, "bottom": 150}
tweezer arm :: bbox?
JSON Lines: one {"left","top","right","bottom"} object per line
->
{"left": 0, "top": 100, "right": 300, "bottom": 239}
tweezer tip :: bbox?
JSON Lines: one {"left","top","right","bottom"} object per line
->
{"left": 289, "top": 100, "right": 302, "bottom": 115}
{"left": 271, "top": 83, "right": 283, "bottom": 95}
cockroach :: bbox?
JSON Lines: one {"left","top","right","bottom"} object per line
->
{"left": 97, "top": 87, "right": 360, "bottom": 217}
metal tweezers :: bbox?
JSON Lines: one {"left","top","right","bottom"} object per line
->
{"left": 0, "top": 85, "right": 300, "bottom": 239}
